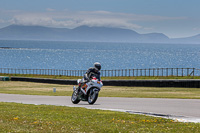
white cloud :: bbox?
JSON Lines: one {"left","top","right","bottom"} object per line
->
{"left": 1, "top": 9, "right": 187, "bottom": 31}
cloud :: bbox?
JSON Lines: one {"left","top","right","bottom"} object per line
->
{"left": 46, "top": 8, "right": 56, "bottom": 12}
{"left": 1, "top": 9, "right": 187, "bottom": 31}
{"left": 0, "top": 19, "right": 5, "bottom": 23}
{"left": 193, "top": 27, "right": 200, "bottom": 31}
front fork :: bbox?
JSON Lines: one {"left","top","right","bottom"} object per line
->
{"left": 73, "top": 86, "right": 76, "bottom": 91}
{"left": 73, "top": 86, "right": 80, "bottom": 96}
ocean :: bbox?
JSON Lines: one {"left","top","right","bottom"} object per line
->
{"left": 0, "top": 40, "right": 200, "bottom": 70}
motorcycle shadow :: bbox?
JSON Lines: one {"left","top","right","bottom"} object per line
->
{"left": 77, "top": 103, "right": 101, "bottom": 106}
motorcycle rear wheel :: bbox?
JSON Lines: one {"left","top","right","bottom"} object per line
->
{"left": 88, "top": 88, "right": 99, "bottom": 104}
{"left": 71, "top": 90, "right": 80, "bottom": 104}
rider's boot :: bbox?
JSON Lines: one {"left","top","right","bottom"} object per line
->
{"left": 77, "top": 83, "right": 82, "bottom": 92}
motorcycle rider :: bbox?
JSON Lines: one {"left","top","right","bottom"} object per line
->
{"left": 78, "top": 62, "right": 101, "bottom": 90}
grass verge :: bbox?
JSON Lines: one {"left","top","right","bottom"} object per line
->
{"left": 0, "top": 81, "right": 200, "bottom": 99}
{"left": 1, "top": 73, "right": 200, "bottom": 80}
{"left": 1, "top": 102, "right": 200, "bottom": 132}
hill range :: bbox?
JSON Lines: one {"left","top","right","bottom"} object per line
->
{"left": 0, "top": 25, "right": 199, "bottom": 44}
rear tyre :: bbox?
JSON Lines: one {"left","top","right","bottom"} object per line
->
{"left": 88, "top": 88, "right": 99, "bottom": 104}
{"left": 71, "top": 90, "right": 80, "bottom": 104}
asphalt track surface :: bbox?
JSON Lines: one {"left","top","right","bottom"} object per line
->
{"left": 0, "top": 93, "right": 200, "bottom": 123}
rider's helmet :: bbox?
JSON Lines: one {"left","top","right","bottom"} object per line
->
{"left": 94, "top": 62, "right": 101, "bottom": 71}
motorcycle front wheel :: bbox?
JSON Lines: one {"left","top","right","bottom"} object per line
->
{"left": 88, "top": 88, "right": 99, "bottom": 104}
{"left": 71, "top": 90, "right": 80, "bottom": 104}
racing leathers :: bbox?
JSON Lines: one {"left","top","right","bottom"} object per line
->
{"left": 78, "top": 67, "right": 101, "bottom": 90}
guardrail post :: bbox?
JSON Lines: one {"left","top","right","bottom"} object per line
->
{"left": 140, "top": 69, "right": 142, "bottom": 76}
{"left": 153, "top": 68, "right": 155, "bottom": 77}
{"left": 166, "top": 68, "right": 168, "bottom": 77}
{"left": 149, "top": 68, "right": 151, "bottom": 77}
{"left": 171, "top": 68, "right": 173, "bottom": 76}
{"left": 177, "top": 68, "right": 178, "bottom": 76}
{"left": 182, "top": 68, "right": 184, "bottom": 77}
{"left": 157, "top": 68, "right": 159, "bottom": 76}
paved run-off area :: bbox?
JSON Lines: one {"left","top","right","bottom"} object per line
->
{"left": 0, "top": 93, "right": 200, "bottom": 123}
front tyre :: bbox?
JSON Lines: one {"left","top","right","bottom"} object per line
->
{"left": 71, "top": 90, "right": 80, "bottom": 104}
{"left": 88, "top": 88, "right": 99, "bottom": 104}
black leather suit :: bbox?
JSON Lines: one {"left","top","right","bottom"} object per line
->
{"left": 83, "top": 67, "right": 101, "bottom": 81}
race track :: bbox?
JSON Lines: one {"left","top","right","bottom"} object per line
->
{"left": 0, "top": 93, "right": 200, "bottom": 123}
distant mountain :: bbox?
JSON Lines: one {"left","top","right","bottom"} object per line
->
{"left": 69, "top": 25, "right": 142, "bottom": 42}
{"left": 0, "top": 24, "right": 199, "bottom": 44}
{"left": 0, "top": 25, "right": 70, "bottom": 40}
{"left": 171, "top": 34, "right": 200, "bottom": 44}
{"left": 140, "top": 33, "right": 169, "bottom": 43}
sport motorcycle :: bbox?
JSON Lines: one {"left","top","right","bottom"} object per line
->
{"left": 71, "top": 75, "right": 103, "bottom": 104}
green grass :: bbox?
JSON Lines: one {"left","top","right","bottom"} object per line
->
{"left": 1, "top": 73, "right": 200, "bottom": 80}
{"left": 0, "top": 102, "right": 200, "bottom": 132}
{"left": 100, "top": 86, "right": 200, "bottom": 99}
{"left": 0, "top": 81, "right": 73, "bottom": 96}
{"left": 1, "top": 75, "right": 200, "bottom": 132}
{"left": 1, "top": 81, "right": 200, "bottom": 99}
{"left": 0, "top": 73, "right": 81, "bottom": 80}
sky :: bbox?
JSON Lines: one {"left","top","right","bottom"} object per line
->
{"left": 0, "top": 0, "right": 200, "bottom": 38}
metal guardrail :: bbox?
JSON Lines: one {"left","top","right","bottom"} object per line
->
{"left": 0, "top": 68, "right": 199, "bottom": 77}
{"left": 101, "top": 68, "right": 198, "bottom": 77}
{"left": 0, "top": 68, "right": 85, "bottom": 77}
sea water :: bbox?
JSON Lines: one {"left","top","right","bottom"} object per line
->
{"left": 0, "top": 40, "right": 200, "bottom": 70}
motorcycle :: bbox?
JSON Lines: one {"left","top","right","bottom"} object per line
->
{"left": 71, "top": 75, "right": 103, "bottom": 104}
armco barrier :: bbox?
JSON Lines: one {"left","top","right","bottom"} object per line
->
{"left": 0, "top": 76, "right": 9, "bottom": 81}
{"left": 11, "top": 77, "right": 200, "bottom": 88}
{"left": 103, "top": 79, "right": 200, "bottom": 88}
{"left": 11, "top": 77, "right": 77, "bottom": 85}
